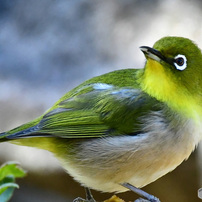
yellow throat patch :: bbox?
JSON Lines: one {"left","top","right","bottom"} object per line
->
{"left": 139, "top": 59, "right": 202, "bottom": 121}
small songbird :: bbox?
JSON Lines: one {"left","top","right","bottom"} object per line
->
{"left": 1, "top": 36, "right": 202, "bottom": 202}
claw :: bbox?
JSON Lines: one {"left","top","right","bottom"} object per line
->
{"left": 73, "top": 187, "right": 96, "bottom": 202}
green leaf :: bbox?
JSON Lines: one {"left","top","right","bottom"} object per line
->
{"left": 0, "top": 176, "right": 18, "bottom": 202}
{"left": 0, "top": 161, "right": 26, "bottom": 181}
{"left": 0, "top": 186, "right": 15, "bottom": 202}
{"left": 0, "top": 182, "right": 18, "bottom": 195}
{"left": 0, "top": 162, "right": 26, "bottom": 202}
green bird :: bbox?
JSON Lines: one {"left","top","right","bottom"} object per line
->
{"left": 1, "top": 36, "right": 202, "bottom": 202}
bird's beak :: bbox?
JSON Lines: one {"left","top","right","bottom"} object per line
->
{"left": 140, "top": 46, "right": 166, "bottom": 63}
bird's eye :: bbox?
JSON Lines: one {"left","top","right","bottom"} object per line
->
{"left": 174, "top": 54, "right": 187, "bottom": 71}
{"left": 175, "top": 57, "right": 184, "bottom": 66}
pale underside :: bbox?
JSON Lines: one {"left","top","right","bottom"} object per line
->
{"left": 58, "top": 110, "right": 199, "bottom": 193}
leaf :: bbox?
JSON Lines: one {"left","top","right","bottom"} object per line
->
{"left": 0, "top": 182, "right": 18, "bottom": 195}
{"left": 0, "top": 186, "right": 16, "bottom": 202}
{"left": 0, "top": 162, "right": 26, "bottom": 202}
{"left": 0, "top": 161, "right": 26, "bottom": 181}
{"left": 0, "top": 176, "right": 18, "bottom": 202}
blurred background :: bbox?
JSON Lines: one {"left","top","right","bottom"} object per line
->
{"left": 0, "top": 0, "right": 201, "bottom": 201}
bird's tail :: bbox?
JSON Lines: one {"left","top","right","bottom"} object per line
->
{"left": 0, "top": 132, "right": 8, "bottom": 142}
{"left": 0, "top": 126, "right": 38, "bottom": 140}
{"left": 0, "top": 119, "right": 52, "bottom": 142}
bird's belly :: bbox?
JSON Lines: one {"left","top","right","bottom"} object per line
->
{"left": 62, "top": 159, "right": 181, "bottom": 193}
{"left": 57, "top": 127, "right": 196, "bottom": 193}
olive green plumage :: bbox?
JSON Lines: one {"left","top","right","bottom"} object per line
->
{"left": 1, "top": 68, "right": 160, "bottom": 140}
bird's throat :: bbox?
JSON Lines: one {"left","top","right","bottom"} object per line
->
{"left": 139, "top": 59, "right": 202, "bottom": 122}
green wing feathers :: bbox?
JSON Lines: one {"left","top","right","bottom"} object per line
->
{"left": 38, "top": 85, "right": 147, "bottom": 138}
{"left": 0, "top": 69, "right": 158, "bottom": 140}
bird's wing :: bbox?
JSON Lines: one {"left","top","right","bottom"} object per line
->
{"left": 1, "top": 70, "right": 160, "bottom": 140}
{"left": 35, "top": 83, "right": 158, "bottom": 138}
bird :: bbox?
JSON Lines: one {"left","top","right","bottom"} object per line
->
{"left": 0, "top": 36, "right": 202, "bottom": 202}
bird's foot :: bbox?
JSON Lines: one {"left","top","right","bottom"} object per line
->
{"left": 73, "top": 197, "right": 85, "bottom": 202}
{"left": 73, "top": 197, "right": 95, "bottom": 202}
{"left": 73, "top": 187, "right": 96, "bottom": 202}
{"left": 122, "top": 182, "right": 160, "bottom": 202}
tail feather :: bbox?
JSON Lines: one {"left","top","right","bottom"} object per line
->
{"left": 0, "top": 125, "right": 53, "bottom": 141}
{"left": 0, "top": 132, "right": 9, "bottom": 142}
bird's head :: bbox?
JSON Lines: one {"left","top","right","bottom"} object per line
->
{"left": 139, "top": 36, "right": 202, "bottom": 119}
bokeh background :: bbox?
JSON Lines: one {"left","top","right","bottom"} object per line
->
{"left": 0, "top": 0, "right": 201, "bottom": 201}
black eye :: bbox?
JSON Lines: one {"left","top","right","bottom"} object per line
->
{"left": 175, "top": 57, "right": 184, "bottom": 66}
{"left": 174, "top": 54, "right": 187, "bottom": 71}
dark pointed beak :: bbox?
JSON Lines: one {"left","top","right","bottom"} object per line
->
{"left": 140, "top": 46, "right": 167, "bottom": 62}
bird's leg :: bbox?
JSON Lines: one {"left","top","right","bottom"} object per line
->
{"left": 121, "top": 183, "right": 160, "bottom": 202}
{"left": 85, "top": 187, "right": 96, "bottom": 201}
{"left": 73, "top": 187, "right": 96, "bottom": 202}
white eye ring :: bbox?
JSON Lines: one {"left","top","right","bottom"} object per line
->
{"left": 174, "top": 54, "right": 187, "bottom": 71}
